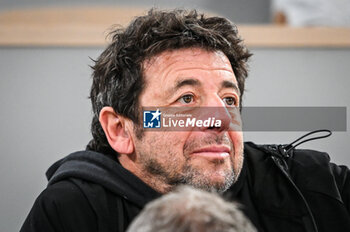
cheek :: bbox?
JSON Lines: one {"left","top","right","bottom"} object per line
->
{"left": 229, "top": 110, "right": 243, "bottom": 131}
{"left": 228, "top": 130, "right": 244, "bottom": 172}
{"left": 228, "top": 130, "right": 243, "bottom": 155}
{"left": 142, "top": 131, "right": 189, "bottom": 157}
{"left": 229, "top": 128, "right": 243, "bottom": 140}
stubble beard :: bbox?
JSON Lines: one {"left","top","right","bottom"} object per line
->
{"left": 177, "top": 159, "right": 237, "bottom": 193}
{"left": 135, "top": 126, "right": 244, "bottom": 193}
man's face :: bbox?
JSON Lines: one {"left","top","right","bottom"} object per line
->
{"left": 131, "top": 48, "right": 244, "bottom": 193}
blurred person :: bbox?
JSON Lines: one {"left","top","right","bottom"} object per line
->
{"left": 272, "top": 0, "right": 350, "bottom": 26}
{"left": 126, "top": 185, "right": 256, "bottom": 232}
{"left": 20, "top": 8, "right": 350, "bottom": 232}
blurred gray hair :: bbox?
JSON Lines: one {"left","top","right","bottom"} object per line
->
{"left": 126, "top": 185, "right": 256, "bottom": 232}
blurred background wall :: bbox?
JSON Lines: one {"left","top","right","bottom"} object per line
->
{"left": 1, "top": 0, "right": 350, "bottom": 231}
{"left": 0, "top": 0, "right": 272, "bottom": 23}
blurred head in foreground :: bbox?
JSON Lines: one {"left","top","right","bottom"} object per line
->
{"left": 126, "top": 185, "right": 256, "bottom": 232}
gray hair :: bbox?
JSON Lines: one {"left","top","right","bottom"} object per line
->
{"left": 127, "top": 185, "right": 256, "bottom": 232}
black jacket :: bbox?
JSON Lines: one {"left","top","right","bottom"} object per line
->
{"left": 20, "top": 142, "right": 350, "bottom": 232}
{"left": 20, "top": 151, "right": 160, "bottom": 232}
{"left": 236, "top": 142, "right": 350, "bottom": 232}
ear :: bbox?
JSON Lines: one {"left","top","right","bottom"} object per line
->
{"left": 99, "top": 107, "right": 134, "bottom": 154}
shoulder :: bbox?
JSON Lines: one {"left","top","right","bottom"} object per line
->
{"left": 21, "top": 180, "right": 98, "bottom": 232}
{"left": 38, "top": 178, "right": 124, "bottom": 216}
{"left": 37, "top": 179, "right": 98, "bottom": 223}
{"left": 22, "top": 178, "right": 135, "bottom": 232}
{"left": 38, "top": 179, "right": 89, "bottom": 206}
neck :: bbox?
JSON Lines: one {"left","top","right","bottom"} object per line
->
{"left": 118, "top": 154, "right": 173, "bottom": 194}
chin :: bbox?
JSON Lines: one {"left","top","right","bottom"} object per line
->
{"left": 208, "top": 171, "right": 232, "bottom": 185}
{"left": 186, "top": 168, "right": 235, "bottom": 193}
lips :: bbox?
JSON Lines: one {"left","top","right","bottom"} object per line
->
{"left": 191, "top": 146, "right": 230, "bottom": 159}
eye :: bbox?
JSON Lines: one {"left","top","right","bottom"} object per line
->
{"left": 178, "top": 94, "right": 194, "bottom": 104}
{"left": 223, "top": 96, "right": 237, "bottom": 106}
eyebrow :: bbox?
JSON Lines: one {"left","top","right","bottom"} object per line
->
{"left": 164, "top": 78, "right": 201, "bottom": 99}
{"left": 166, "top": 78, "right": 240, "bottom": 98}
{"left": 221, "top": 80, "right": 240, "bottom": 95}
{"left": 174, "top": 78, "right": 201, "bottom": 91}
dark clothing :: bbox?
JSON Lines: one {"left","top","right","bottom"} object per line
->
{"left": 20, "top": 142, "right": 350, "bottom": 232}
{"left": 234, "top": 142, "right": 350, "bottom": 232}
{"left": 20, "top": 151, "right": 160, "bottom": 232}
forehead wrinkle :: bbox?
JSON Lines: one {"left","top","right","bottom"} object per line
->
{"left": 146, "top": 57, "right": 234, "bottom": 81}
{"left": 141, "top": 49, "right": 237, "bottom": 103}
{"left": 161, "top": 67, "right": 236, "bottom": 91}
{"left": 168, "top": 67, "right": 234, "bottom": 73}
{"left": 143, "top": 48, "right": 234, "bottom": 86}
{"left": 143, "top": 57, "right": 182, "bottom": 90}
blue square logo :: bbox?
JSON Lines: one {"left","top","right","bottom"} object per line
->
{"left": 143, "top": 109, "right": 161, "bottom": 128}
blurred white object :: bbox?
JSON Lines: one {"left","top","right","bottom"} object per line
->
{"left": 272, "top": 0, "right": 350, "bottom": 27}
